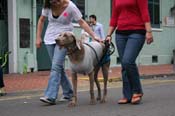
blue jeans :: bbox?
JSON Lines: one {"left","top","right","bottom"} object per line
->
{"left": 115, "top": 33, "right": 145, "bottom": 100}
{"left": 45, "top": 44, "right": 73, "bottom": 99}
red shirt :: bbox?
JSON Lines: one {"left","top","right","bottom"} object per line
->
{"left": 110, "top": 0, "right": 150, "bottom": 30}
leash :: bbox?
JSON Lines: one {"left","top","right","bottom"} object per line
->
{"left": 83, "top": 41, "right": 115, "bottom": 65}
{"left": 98, "top": 40, "right": 115, "bottom": 66}
{"left": 83, "top": 43, "right": 100, "bottom": 63}
{"left": 104, "top": 40, "right": 115, "bottom": 56}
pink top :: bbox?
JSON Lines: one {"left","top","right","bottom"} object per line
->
{"left": 110, "top": 0, "right": 150, "bottom": 30}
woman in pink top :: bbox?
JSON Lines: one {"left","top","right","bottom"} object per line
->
{"left": 36, "top": 0, "right": 99, "bottom": 105}
{"left": 106, "top": 0, "right": 153, "bottom": 104}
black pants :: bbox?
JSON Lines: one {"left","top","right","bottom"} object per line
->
{"left": 0, "top": 67, "right": 4, "bottom": 88}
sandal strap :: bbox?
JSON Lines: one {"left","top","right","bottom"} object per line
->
{"left": 118, "top": 98, "right": 129, "bottom": 103}
{"left": 132, "top": 94, "right": 143, "bottom": 98}
{"left": 120, "top": 98, "right": 128, "bottom": 100}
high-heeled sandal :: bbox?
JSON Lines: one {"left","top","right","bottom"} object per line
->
{"left": 118, "top": 98, "right": 130, "bottom": 104}
{"left": 131, "top": 94, "right": 143, "bottom": 104}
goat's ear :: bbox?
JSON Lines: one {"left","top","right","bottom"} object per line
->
{"left": 71, "top": 34, "right": 81, "bottom": 50}
{"left": 76, "top": 40, "right": 81, "bottom": 50}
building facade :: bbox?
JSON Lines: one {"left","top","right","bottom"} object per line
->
{"left": 0, "top": 0, "right": 175, "bottom": 73}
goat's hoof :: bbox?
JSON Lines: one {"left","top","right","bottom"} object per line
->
{"left": 100, "top": 98, "right": 106, "bottom": 103}
{"left": 96, "top": 97, "right": 101, "bottom": 101}
{"left": 90, "top": 99, "right": 96, "bottom": 105}
{"left": 68, "top": 101, "right": 77, "bottom": 107}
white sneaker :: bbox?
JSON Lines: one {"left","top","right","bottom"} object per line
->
{"left": 59, "top": 96, "right": 72, "bottom": 102}
{"left": 40, "top": 96, "right": 56, "bottom": 105}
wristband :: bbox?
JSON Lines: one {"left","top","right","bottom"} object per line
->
{"left": 106, "top": 35, "right": 111, "bottom": 38}
{"left": 146, "top": 30, "right": 152, "bottom": 33}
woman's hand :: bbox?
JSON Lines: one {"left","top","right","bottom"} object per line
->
{"left": 146, "top": 32, "right": 153, "bottom": 44}
{"left": 78, "top": 19, "right": 103, "bottom": 43}
{"left": 145, "top": 22, "right": 153, "bottom": 44}
{"left": 106, "top": 26, "right": 115, "bottom": 43}
{"left": 93, "top": 36, "right": 103, "bottom": 42}
{"left": 36, "top": 37, "right": 42, "bottom": 48}
{"left": 36, "top": 16, "right": 45, "bottom": 48}
{"left": 105, "top": 35, "right": 112, "bottom": 43}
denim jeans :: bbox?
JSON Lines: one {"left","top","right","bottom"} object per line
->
{"left": 0, "top": 66, "right": 4, "bottom": 88}
{"left": 115, "top": 33, "right": 145, "bottom": 100}
{"left": 45, "top": 44, "right": 73, "bottom": 99}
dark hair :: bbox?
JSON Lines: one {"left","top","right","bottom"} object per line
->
{"left": 44, "top": 0, "right": 51, "bottom": 8}
{"left": 89, "top": 14, "right": 97, "bottom": 21}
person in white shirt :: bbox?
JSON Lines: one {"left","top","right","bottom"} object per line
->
{"left": 36, "top": 0, "right": 99, "bottom": 105}
{"left": 89, "top": 14, "right": 105, "bottom": 40}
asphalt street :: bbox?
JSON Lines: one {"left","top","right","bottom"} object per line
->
{"left": 1, "top": 77, "right": 175, "bottom": 116}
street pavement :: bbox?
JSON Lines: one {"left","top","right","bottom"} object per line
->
{"left": 1, "top": 77, "right": 175, "bottom": 116}
{"left": 3, "top": 64, "right": 175, "bottom": 93}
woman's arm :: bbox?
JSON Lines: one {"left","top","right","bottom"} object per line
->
{"left": 36, "top": 16, "right": 46, "bottom": 48}
{"left": 106, "top": 26, "right": 116, "bottom": 42}
{"left": 106, "top": 0, "right": 118, "bottom": 42}
{"left": 137, "top": 0, "right": 153, "bottom": 44}
{"left": 78, "top": 18, "right": 100, "bottom": 41}
{"left": 145, "top": 22, "right": 153, "bottom": 44}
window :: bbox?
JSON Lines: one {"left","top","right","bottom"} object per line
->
{"left": 152, "top": 55, "right": 158, "bottom": 63}
{"left": 71, "top": 0, "right": 85, "bottom": 19}
{"left": 0, "top": 0, "right": 7, "bottom": 20}
{"left": 116, "top": 57, "right": 121, "bottom": 64}
{"left": 170, "top": 5, "right": 175, "bottom": 16}
{"left": 148, "top": 0, "right": 160, "bottom": 28}
{"left": 19, "top": 18, "right": 30, "bottom": 48}
{"left": 36, "top": 0, "right": 43, "bottom": 5}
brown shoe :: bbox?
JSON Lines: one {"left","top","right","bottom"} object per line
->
{"left": 118, "top": 98, "right": 130, "bottom": 104}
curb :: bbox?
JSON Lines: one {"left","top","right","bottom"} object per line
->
{"left": 78, "top": 73, "right": 175, "bottom": 82}
{"left": 78, "top": 77, "right": 121, "bottom": 82}
{"left": 140, "top": 73, "right": 175, "bottom": 79}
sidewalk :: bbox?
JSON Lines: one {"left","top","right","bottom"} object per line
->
{"left": 3, "top": 64, "right": 175, "bottom": 93}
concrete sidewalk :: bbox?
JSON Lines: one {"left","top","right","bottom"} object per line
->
{"left": 3, "top": 64, "right": 175, "bottom": 93}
